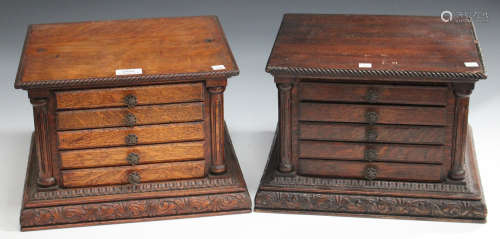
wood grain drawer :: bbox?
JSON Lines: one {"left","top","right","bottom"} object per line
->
{"left": 299, "top": 141, "right": 446, "bottom": 164}
{"left": 57, "top": 102, "right": 203, "bottom": 130}
{"left": 56, "top": 83, "right": 204, "bottom": 110}
{"left": 62, "top": 161, "right": 205, "bottom": 187}
{"left": 300, "top": 122, "right": 446, "bottom": 145}
{"left": 58, "top": 122, "right": 204, "bottom": 150}
{"left": 60, "top": 141, "right": 204, "bottom": 169}
{"left": 300, "top": 82, "right": 448, "bottom": 106}
{"left": 299, "top": 102, "right": 447, "bottom": 126}
{"left": 298, "top": 159, "right": 442, "bottom": 182}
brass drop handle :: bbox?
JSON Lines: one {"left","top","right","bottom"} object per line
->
{"left": 365, "top": 147, "right": 377, "bottom": 161}
{"left": 124, "top": 94, "right": 137, "bottom": 108}
{"left": 365, "top": 111, "right": 378, "bottom": 124}
{"left": 125, "top": 113, "right": 137, "bottom": 127}
{"left": 128, "top": 172, "right": 141, "bottom": 184}
{"left": 126, "top": 152, "right": 140, "bottom": 165}
{"left": 364, "top": 166, "right": 377, "bottom": 180}
{"left": 366, "top": 128, "right": 378, "bottom": 141}
{"left": 125, "top": 134, "right": 138, "bottom": 145}
{"left": 365, "top": 88, "right": 378, "bottom": 102}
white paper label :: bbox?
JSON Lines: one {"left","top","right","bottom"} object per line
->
{"left": 115, "top": 68, "right": 143, "bottom": 76}
{"left": 464, "top": 62, "right": 479, "bottom": 67}
{"left": 211, "top": 65, "right": 226, "bottom": 70}
{"left": 358, "top": 63, "right": 372, "bottom": 68}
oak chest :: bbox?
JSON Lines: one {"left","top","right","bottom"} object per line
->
{"left": 15, "top": 16, "right": 251, "bottom": 230}
{"left": 255, "top": 14, "right": 487, "bottom": 222}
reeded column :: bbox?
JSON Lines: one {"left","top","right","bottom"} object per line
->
{"left": 208, "top": 86, "right": 226, "bottom": 174}
{"left": 449, "top": 83, "right": 474, "bottom": 181}
{"left": 30, "top": 98, "right": 56, "bottom": 187}
{"left": 277, "top": 82, "right": 293, "bottom": 173}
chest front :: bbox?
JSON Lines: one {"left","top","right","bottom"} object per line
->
{"left": 294, "top": 80, "right": 456, "bottom": 182}
{"left": 42, "top": 82, "right": 209, "bottom": 187}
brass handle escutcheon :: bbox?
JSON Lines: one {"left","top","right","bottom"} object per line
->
{"left": 124, "top": 94, "right": 137, "bottom": 108}
{"left": 126, "top": 152, "right": 140, "bottom": 165}
{"left": 364, "top": 166, "right": 377, "bottom": 180}
{"left": 125, "top": 134, "right": 138, "bottom": 145}
{"left": 365, "top": 111, "right": 378, "bottom": 124}
{"left": 128, "top": 172, "right": 141, "bottom": 184}
{"left": 365, "top": 147, "right": 377, "bottom": 161}
{"left": 125, "top": 113, "right": 137, "bottom": 127}
{"left": 365, "top": 88, "right": 378, "bottom": 102}
{"left": 366, "top": 128, "right": 378, "bottom": 141}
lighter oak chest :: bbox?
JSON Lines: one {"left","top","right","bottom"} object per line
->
{"left": 15, "top": 16, "right": 251, "bottom": 230}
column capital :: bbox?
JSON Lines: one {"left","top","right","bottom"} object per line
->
{"left": 276, "top": 82, "right": 293, "bottom": 91}
{"left": 207, "top": 86, "right": 226, "bottom": 94}
{"left": 453, "top": 83, "right": 474, "bottom": 97}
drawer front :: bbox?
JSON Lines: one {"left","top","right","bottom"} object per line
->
{"left": 56, "top": 83, "right": 204, "bottom": 110}
{"left": 300, "top": 122, "right": 446, "bottom": 145}
{"left": 300, "top": 82, "right": 448, "bottom": 106}
{"left": 58, "top": 122, "right": 204, "bottom": 150}
{"left": 299, "top": 141, "right": 445, "bottom": 164}
{"left": 60, "top": 141, "right": 205, "bottom": 169}
{"left": 62, "top": 161, "right": 205, "bottom": 187}
{"left": 57, "top": 102, "right": 203, "bottom": 130}
{"left": 299, "top": 103, "right": 447, "bottom": 126}
{"left": 298, "top": 159, "right": 442, "bottom": 182}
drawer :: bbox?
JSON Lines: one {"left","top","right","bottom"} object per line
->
{"left": 299, "top": 102, "right": 447, "bottom": 126}
{"left": 57, "top": 102, "right": 204, "bottom": 130}
{"left": 299, "top": 141, "right": 446, "bottom": 164}
{"left": 56, "top": 83, "right": 204, "bottom": 110}
{"left": 60, "top": 141, "right": 205, "bottom": 169}
{"left": 300, "top": 122, "right": 446, "bottom": 145}
{"left": 298, "top": 159, "right": 442, "bottom": 182}
{"left": 62, "top": 161, "right": 205, "bottom": 187}
{"left": 58, "top": 122, "right": 204, "bottom": 150}
{"left": 300, "top": 82, "right": 448, "bottom": 106}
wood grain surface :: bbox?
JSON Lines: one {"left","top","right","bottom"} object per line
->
{"left": 300, "top": 82, "right": 448, "bottom": 106}
{"left": 299, "top": 102, "right": 447, "bottom": 126}
{"left": 57, "top": 102, "right": 203, "bottom": 130}
{"left": 56, "top": 83, "right": 203, "bottom": 110}
{"left": 60, "top": 141, "right": 205, "bottom": 169}
{"left": 267, "top": 14, "right": 484, "bottom": 75}
{"left": 298, "top": 159, "right": 442, "bottom": 182}
{"left": 57, "top": 122, "right": 204, "bottom": 149}
{"left": 299, "top": 122, "right": 446, "bottom": 145}
{"left": 62, "top": 160, "right": 205, "bottom": 187}
{"left": 299, "top": 140, "right": 446, "bottom": 164}
{"left": 17, "top": 16, "right": 237, "bottom": 85}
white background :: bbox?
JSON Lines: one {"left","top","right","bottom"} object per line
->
{"left": 0, "top": 0, "right": 499, "bottom": 238}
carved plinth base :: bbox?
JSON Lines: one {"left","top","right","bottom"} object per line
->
{"left": 255, "top": 125, "right": 487, "bottom": 223}
{"left": 20, "top": 126, "right": 251, "bottom": 231}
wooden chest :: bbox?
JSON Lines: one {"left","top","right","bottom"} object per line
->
{"left": 15, "top": 16, "right": 251, "bottom": 230}
{"left": 255, "top": 14, "right": 487, "bottom": 222}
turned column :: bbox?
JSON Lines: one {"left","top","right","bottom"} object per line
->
{"left": 277, "top": 81, "right": 293, "bottom": 173}
{"left": 208, "top": 84, "right": 226, "bottom": 174}
{"left": 449, "top": 83, "right": 474, "bottom": 181}
{"left": 30, "top": 97, "right": 56, "bottom": 187}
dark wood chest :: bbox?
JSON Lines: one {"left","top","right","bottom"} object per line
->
{"left": 255, "top": 14, "right": 487, "bottom": 222}
{"left": 15, "top": 16, "right": 251, "bottom": 230}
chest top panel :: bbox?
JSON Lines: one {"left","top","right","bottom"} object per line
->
{"left": 266, "top": 14, "right": 486, "bottom": 81}
{"left": 15, "top": 16, "right": 238, "bottom": 89}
